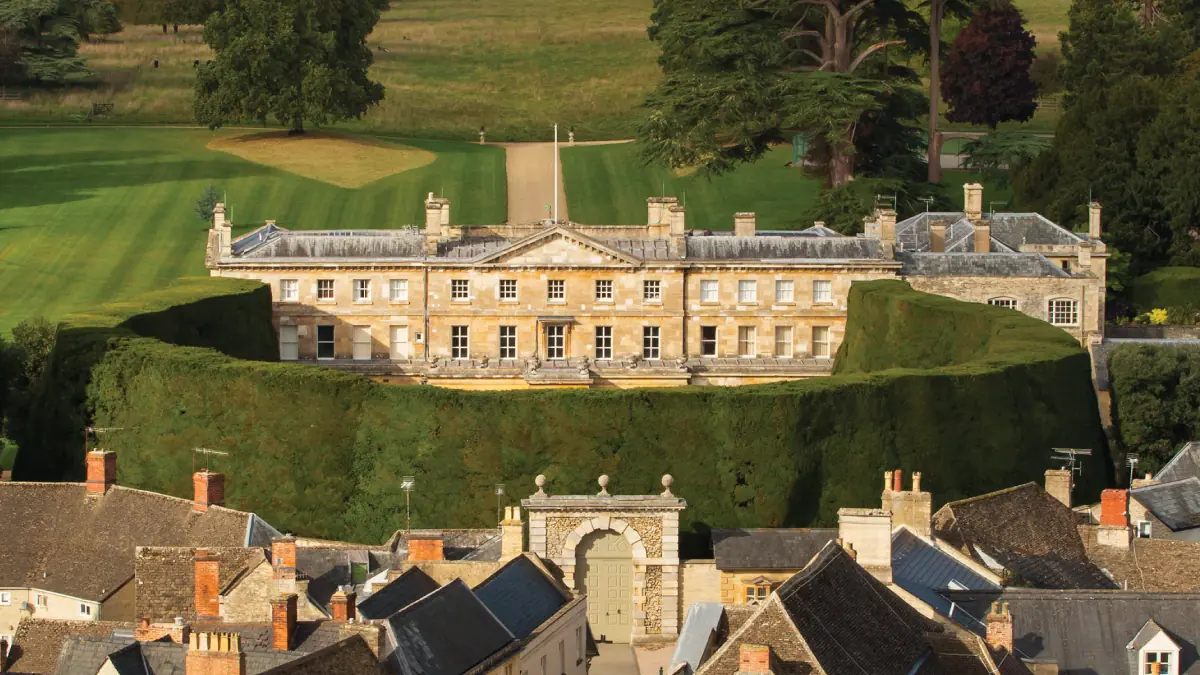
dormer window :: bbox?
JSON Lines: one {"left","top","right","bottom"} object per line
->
{"left": 1144, "top": 652, "right": 1173, "bottom": 674}
{"left": 1129, "top": 619, "right": 1180, "bottom": 675}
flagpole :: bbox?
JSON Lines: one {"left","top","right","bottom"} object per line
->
{"left": 553, "top": 124, "right": 559, "bottom": 224}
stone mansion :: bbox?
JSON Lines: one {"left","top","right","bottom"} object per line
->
{"left": 205, "top": 184, "right": 1107, "bottom": 389}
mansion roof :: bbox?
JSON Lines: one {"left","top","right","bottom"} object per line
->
{"left": 895, "top": 212, "right": 1097, "bottom": 253}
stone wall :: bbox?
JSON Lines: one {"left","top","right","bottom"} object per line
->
{"left": 679, "top": 560, "right": 720, "bottom": 617}
{"left": 644, "top": 566, "right": 662, "bottom": 634}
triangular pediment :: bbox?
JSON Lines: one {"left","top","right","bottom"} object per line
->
{"left": 476, "top": 226, "right": 641, "bottom": 266}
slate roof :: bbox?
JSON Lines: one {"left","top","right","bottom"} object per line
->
{"left": 356, "top": 567, "right": 440, "bottom": 621}
{"left": 710, "top": 528, "right": 837, "bottom": 570}
{"left": 135, "top": 546, "right": 269, "bottom": 623}
{"left": 296, "top": 548, "right": 394, "bottom": 614}
{"left": 237, "top": 230, "right": 425, "bottom": 260}
{"left": 258, "top": 635, "right": 383, "bottom": 675}
{"left": 896, "top": 252, "right": 1072, "bottom": 278}
{"left": 389, "top": 530, "right": 501, "bottom": 563}
{"left": 0, "top": 483, "right": 267, "bottom": 603}
{"left": 670, "top": 603, "right": 724, "bottom": 675}
{"left": 1080, "top": 527, "right": 1200, "bottom": 592}
{"left": 1157, "top": 442, "right": 1200, "bottom": 484}
{"left": 386, "top": 580, "right": 516, "bottom": 675}
{"left": 1132, "top": 477, "right": 1200, "bottom": 531}
{"left": 943, "top": 589, "right": 1200, "bottom": 675}
{"left": 932, "top": 483, "right": 1116, "bottom": 590}
{"left": 6, "top": 619, "right": 132, "bottom": 675}
{"left": 472, "top": 555, "right": 567, "bottom": 640}
{"left": 54, "top": 636, "right": 302, "bottom": 675}
{"left": 895, "top": 212, "right": 1086, "bottom": 253}
{"left": 891, "top": 528, "right": 1000, "bottom": 627}
{"left": 685, "top": 235, "right": 883, "bottom": 261}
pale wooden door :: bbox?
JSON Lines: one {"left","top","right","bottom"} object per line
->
{"left": 577, "top": 531, "right": 632, "bottom": 643}
{"left": 390, "top": 326, "right": 411, "bottom": 359}
{"left": 352, "top": 325, "right": 372, "bottom": 361}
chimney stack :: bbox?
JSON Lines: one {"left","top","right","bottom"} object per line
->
{"left": 186, "top": 632, "right": 245, "bottom": 675}
{"left": 193, "top": 471, "right": 225, "bottom": 513}
{"left": 1089, "top": 202, "right": 1102, "bottom": 239}
{"left": 878, "top": 209, "right": 897, "bottom": 249}
{"left": 1077, "top": 241, "right": 1093, "bottom": 272}
{"left": 500, "top": 507, "right": 524, "bottom": 561}
{"left": 330, "top": 587, "right": 356, "bottom": 622}
{"left": 647, "top": 197, "right": 678, "bottom": 230}
{"left": 136, "top": 616, "right": 191, "bottom": 644}
{"left": 837, "top": 508, "right": 892, "bottom": 582}
{"left": 964, "top": 183, "right": 984, "bottom": 221}
{"left": 338, "top": 622, "right": 384, "bottom": 658}
{"left": 424, "top": 194, "right": 442, "bottom": 255}
{"left": 1044, "top": 470, "right": 1072, "bottom": 508}
{"left": 212, "top": 203, "right": 231, "bottom": 259}
{"left": 194, "top": 549, "right": 221, "bottom": 619}
{"left": 269, "top": 594, "right": 297, "bottom": 651}
{"left": 1098, "top": 489, "right": 1131, "bottom": 549}
{"left": 406, "top": 532, "right": 445, "bottom": 562}
{"left": 86, "top": 450, "right": 117, "bottom": 497}
{"left": 272, "top": 536, "right": 297, "bottom": 593}
{"left": 435, "top": 197, "right": 451, "bottom": 228}
{"left": 733, "top": 212, "right": 756, "bottom": 238}
{"left": 882, "top": 470, "right": 932, "bottom": 538}
{"left": 669, "top": 204, "right": 688, "bottom": 257}
{"left": 929, "top": 222, "right": 946, "bottom": 253}
{"left": 738, "top": 644, "right": 773, "bottom": 675}
{"left": 985, "top": 602, "right": 1014, "bottom": 653}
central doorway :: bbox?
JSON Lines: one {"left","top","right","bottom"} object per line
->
{"left": 577, "top": 531, "right": 633, "bottom": 643}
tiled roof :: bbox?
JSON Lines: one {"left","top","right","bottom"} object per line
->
{"left": 135, "top": 546, "right": 268, "bottom": 623}
{"left": 933, "top": 483, "right": 1116, "bottom": 590}
{"left": 389, "top": 529, "right": 501, "bottom": 563}
{"left": 295, "top": 548, "right": 394, "bottom": 614}
{"left": 670, "top": 603, "right": 724, "bottom": 675}
{"left": 895, "top": 212, "right": 1084, "bottom": 253}
{"left": 7, "top": 619, "right": 131, "bottom": 675}
{"left": 1157, "top": 441, "right": 1200, "bottom": 484}
{"left": 1081, "top": 527, "right": 1200, "bottom": 592}
{"left": 473, "top": 556, "right": 567, "bottom": 640}
{"left": 685, "top": 235, "right": 883, "bottom": 261}
{"left": 891, "top": 528, "right": 1000, "bottom": 627}
{"left": 258, "top": 635, "right": 383, "bottom": 675}
{"left": 0, "top": 483, "right": 261, "bottom": 602}
{"left": 1131, "top": 477, "right": 1200, "bottom": 531}
{"left": 356, "top": 567, "right": 440, "bottom": 621}
{"left": 710, "top": 528, "right": 837, "bottom": 570}
{"left": 237, "top": 230, "right": 425, "bottom": 260}
{"left": 897, "top": 252, "right": 1072, "bottom": 278}
{"left": 386, "top": 580, "right": 515, "bottom": 675}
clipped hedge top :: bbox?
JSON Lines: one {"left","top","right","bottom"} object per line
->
{"left": 1130, "top": 266, "right": 1200, "bottom": 313}
{"left": 62, "top": 277, "right": 268, "bottom": 332}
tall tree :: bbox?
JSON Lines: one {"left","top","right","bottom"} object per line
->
{"left": 194, "top": 0, "right": 384, "bottom": 133}
{"left": 921, "top": 0, "right": 972, "bottom": 183}
{"left": 940, "top": 0, "right": 1038, "bottom": 129}
{"left": 0, "top": 0, "right": 92, "bottom": 84}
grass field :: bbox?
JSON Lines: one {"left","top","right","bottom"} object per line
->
{"left": 0, "top": 128, "right": 506, "bottom": 333}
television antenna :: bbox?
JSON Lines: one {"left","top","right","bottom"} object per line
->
{"left": 495, "top": 484, "right": 505, "bottom": 525}
{"left": 192, "top": 447, "right": 229, "bottom": 474}
{"left": 1125, "top": 455, "right": 1140, "bottom": 487}
{"left": 1051, "top": 448, "right": 1092, "bottom": 490}
{"left": 919, "top": 196, "right": 935, "bottom": 213}
{"left": 401, "top": 476, "right": 416, "bottom": 532}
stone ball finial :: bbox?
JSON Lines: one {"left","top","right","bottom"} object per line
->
{"left": 535, "top": 474, "right": 546, "bottom": 488}
{"left": 661, "top": 474, "right": 675, "bottom": 497}
{"left": 598, "top": 475, "right": 609, "bottom": 488}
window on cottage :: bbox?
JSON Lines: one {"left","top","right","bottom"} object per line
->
{"left": 744, "top": 584, "right": 770, "bottom": 604}
{"left": 595, "top": 279, "right": 613, "bottom": 301}
{"left": 354, "top": 279, "right": 371, "bottom": 303}
{"left": 738, "top": 326, "right": 756, "bottom": 357}
{"left": 738, "top": 280, "right": 757, "bottom": 303}
{"left": 79, "top": 604, "right": 92, "bottom": 618}
{"left": 643, "top": 280, "right": 662, "bottom": 302}
{"left": 1137, "top": 521, "right": 1152, "bottom": 538}
{"left": 700, "top": 326, "right": 717, "bottom": 357}
{"left": 500, "top": 326, "right": 518, "bottom": 359}
{"left": 35, "top": 594, "right": 47, "bottom": 608}
{"left": 317, "top": 279, "right": 335, "bottom": 301}
{"left": 279, "top": 325, "right": 298, "bottom": 361}
{"left": 451, "top": 279, "right": 470, "bottom": 301}
{"left": 700, "top": 279, "right": 719, "bottom": 303}
{"left": 1048, "top": 299, "right": 1079, "bottom": 326}
{"left": 812, "top": 326, "right": 831, "bottom": 358}
{"left": 545, "top": 325, "right": 566, "bottom": 360}
{"left": 643, "top": 326, "right": 661, "bottom": 359}
{"left": 775, "top": 280, "right": 794, "bottom": 303}
{"left": 390, "top": 279, "right": 409, "bottom": 302}
{"left": 451, "top": 326, "right": 470, "bottom": 359}
{"left": 988, "top": 297, "right": 1017, "bottom": 310}
{"left": 1144, "top": 652, "right": 1173, "bottom": 675}
{"left": 813, "top": 280, "right": 833, "bottom": 304}
{"left": 774, "top": 326, "right": 793, "bottom": 358}
{"left": 316, "top": 325, "right": 335, "bottom": 360}
{"left": 499, "top": 279, "right": 518, "bottom": 301}
{"left": 595, "top": 326, "right": 613, "bottom": 360}
{"left": 280, "top": 279, "right": 298, "bottom": 302}
{"left": 547, "top": 279, "right": 566, "bottom": 302}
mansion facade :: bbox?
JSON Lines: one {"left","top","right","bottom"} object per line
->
{"left": 205, "top": 184, "right": 1107, "bottom": 389}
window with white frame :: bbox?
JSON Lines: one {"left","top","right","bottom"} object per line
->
{"left": 812, "top": 326, "right": 831, "bottom": 358}
{"left": 738, "top": 280, "right": 757, "bottom": 303}
{"left": 451, "top": 279, "right": 470, "bottom": 301}
{"left": 547, "top": 279, "right": 565, "bottom": 302}
{"left": 390, "top": 279, "right": 409, "bottom": 302}
{"left": 279, "top": 325, "right": 298, "bottom": 361}
{"left": 35, "top": 594, "right": 47, "bottom": 608}
{"left": 0, "top": 592, "right": 10, "bottom": 605}
{"left": 643, "top": 280, "right": 662, "bottom": 302}
{"left": 813, "top": 280, "right": 832, "bottom": 303}
{"left": 1137, "top": 521, "right": 1152, "bottom": 538}
{"left": 1144, "top": 652, "right": 1174, "bottom": 675}
{"left": 988, "top": 297, "right": 1017, "bottom": 309}
{"left": 643, "top": 326, "right": 660, "bottom": 359}
{"left": 738, "top": 326, "right": 756, "bottom": 357}
{"left": 79, "top": 603, "right": 92, "bottom": 618}
{"left": 317, "top": 279, "right": 335, "bottom": 301}
{"left": 316, "top": 325, "right": 335, "bottom": 360}
{"left": 700, "top": 279, "right": 719, "bottom": 303}
{"left": 545, "top": 325, "right": 566, "bottom": 359}
{"left": 499, "top": 279, "right": 518, "bottom": 301}
{"left": 744, "top": 584, "right": 770, "bottom": 604}
{"left": 1048, "top": 298, "right": 1079, "bottom": 326}
{"left": 774, "top": 326, "right": 793, "bottom": 358}
{"left": 775, "top": 280, "right": 794, "bottom": 303}
{"left": 499, "top": 326, "right": 517, "bottom": 359}
{"left": 700, "top": 326, "right": 717, "bottom": 357}
{"left": 280, "top": 279, "right": 298, "bottom": 302}
{"left": 451, "top": 326, "right": 470, "bottom": 359}
{"left": 595, "top": 279, "right": 613, "bottom": 301}
{"left": 353, "top": 279, "right": 371, "bottom": 303}
{"left": 595, "top": 326, "right": 613, "bottom": 360}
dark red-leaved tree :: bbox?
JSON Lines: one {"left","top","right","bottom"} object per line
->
{"left": 940, "top": 0, "right": 1038, "bottom": 129}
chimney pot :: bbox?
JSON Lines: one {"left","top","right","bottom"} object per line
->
{"left": 86, "top": 450, "right": 117, "bottom": 496}
{"left": 964, "top": 183, "right": 984, "bottom": 221}
{"left": 892, "top": 469, "right": 903, "bottom": 493}
{"left": 193, "top": 471, "right": 225, "bottom": 513}
{"left": 883, "top": 471, "right": 893, "bottom": 493}
{"left": 738, "top": 644, "right": 772, "bottom": 675}
{"left": 912, "top": 472, "right": 922, "bottom": 493}
{"left": 1100, "top": 489, "right": 1128, "bottom": 528}
{"left": 1088, "top": 202, "right": 1102, "bottom": 239}
{"left": 406, "top": 533, "right": 445, "bottom": 562}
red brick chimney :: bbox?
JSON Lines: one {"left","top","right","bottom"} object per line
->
{"left": 194, "top": 549, "right": 221, "bottom": 619}
{"left": 986, "top": 602, "right": 1014, "bottom": 653}
{"left": 330, "top": 587, "right": 356, "bottom": 622}
{"left": 406, "top": 532, "right": 444, "bottom": 562}
{"left": 272, "top": 536, "right": 297, "bottom": 581}
{"left": 738, "top": 644, "right": 773, "bottom": 675}
{"left": 193, "top": 471, "right": 225, "bottom": 513}
{"left": 270, "top": 594, "right": 297, "bottom": 651}
{"left": 186, "top": 632, "right": 245, "bottom": 675}
{"left": 1100, "top": 489, "right": 1128, "bottom": 527}
{"left": 86, "top": 450, "right": 117, "bottom": 496}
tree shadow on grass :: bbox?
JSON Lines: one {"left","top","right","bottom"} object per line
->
{"left": 0, "top": 150, "right": 165, "bottom": 174}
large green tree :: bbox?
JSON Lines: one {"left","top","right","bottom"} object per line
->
{"left": 194, "top": 0, "right": 384, "bottom": 133}
{"left": 940, "top": 0, "right": 1038, "bottom": 129}
{"left": 921, "top": 0, "right": 973, "bottom": 183}
{"left": 0, "top": 0, "right": 93, "bottom": 83}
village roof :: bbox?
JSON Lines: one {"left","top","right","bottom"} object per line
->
{"left": 295, "top": 547, "right": 394, "bottom": 614}
{"left": 1156, "top": 441, "right": 1200, "bottom": 484}
{"left": 1131, "top": 477, "right": 1200, "bottom": 531}
{"left": 257, "top": 635, "right": 383, "bottom": 675}
{"left": 710, "top": 528, "right": 837, "bottom": 570}
{"left": 356, "top": 568, "right": 440, "bottom": 621}
{"left": 473, "top": 555, "right": 568, "bottom": 640}
{"left": 388, "top": 529, "right": 501, "bottom": 563}
{"left": 932, "top": 482, "right": 1116, "bottom": 590}
{"left": 386, "top": 580, "right": 516, "bottom": 675}
{"left": 5, "top": 619, "right": 132, "bottom": 675}
{"left": 0, "top": 483, "right": 276, "bottom": 603}
{"left": 891, "top": 527, "right": 1001, "bottom": 627}
{"left": 135, "top": 546, "right": 269, "bottom": 623}
{"left": 1080, "top": 527, "right": 1200, "bottom": 592}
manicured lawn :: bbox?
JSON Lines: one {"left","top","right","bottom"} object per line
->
{"left": 562, "top": 143, "right": 822, "bottom": 230}
{"left": 0, "top": 128, "right": 506, "bottom": 332}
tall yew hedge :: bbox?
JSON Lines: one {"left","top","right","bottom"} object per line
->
{"left": 15, "top": 278, "right": 1109, "bottom": 552}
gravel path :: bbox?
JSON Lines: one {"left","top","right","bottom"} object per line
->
{"left": 498, "top": 140, "right": 631, "bottom": 224}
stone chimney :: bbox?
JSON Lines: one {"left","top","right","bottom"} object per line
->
{"left": 135, "top": 616, "right": 191, "bottom": 644}
{"left": 647, "top": 197, "right": 678, "bottom": 227}
{"left": 435, "top": 197, "right": 451, "bottom": 227}
{"left": 1077, "top": 241, "right": 1093, "bottom": 272}
{"left": 193, "top": 471, "right": 225, "bottom": 513}
{"left": 734, "top": 212, "right": 756, "bottom": 238}
{"left": 424, "top": 193, "right": 442, "bottom": 256}
{"left": 212, "top": 203, "right": 231, "bottom": 259}
{"left": 1044, "top": 469, "right": 1072, "bottom": 508}
{"left": 406, "top": 532, "right": 445, "bottom": 562}
{"left": 186, "top": 632, "right": 244, "bottom": 675}
{"left": 964, "top": 183, "right": 983, "bottom": 221}
{"left": 270, "top": 594, "right": 297, "bottom": 651}
{"left": 194, "top": 549, "right": 221, "bottom": 619}
{"left": 338, "top": 623, "right": 384, "bottom": 658}
{"left": 837, "top": 508, "right": 892, "bottom": 582}
{"left": 86, "top": 450, "right": 117, "bottom": 497}
{"left": 882, "top": 470, "right": 932, "bottom": 538}
{"left": 929, "top": 222, "right": 946, "bottom": 253}
{"left": 878, "top": 209, "right": 897, "bottom": 249}
{"left": 500, "top": 506, "right": 524, "bottom": 561}
{"left": 738, "top": 644, "right": 773, "bottom": 675}
{"left": 330, "top": 587, "right": 355, "bottom": 622}
{"left": 669, "top": 204, "right": 688, "bottom": 257}
{"left": 1098, "top": 489, "right": 1131, "bottom": 549}
{"left": 272, "top": 536, "right": 297, "bottom": 592}
{"left": 1089, "top": 202, "right": 1102, "bottom": 239}
{"left": 985, "top": 602, "right": 1013, "bottom": 653}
